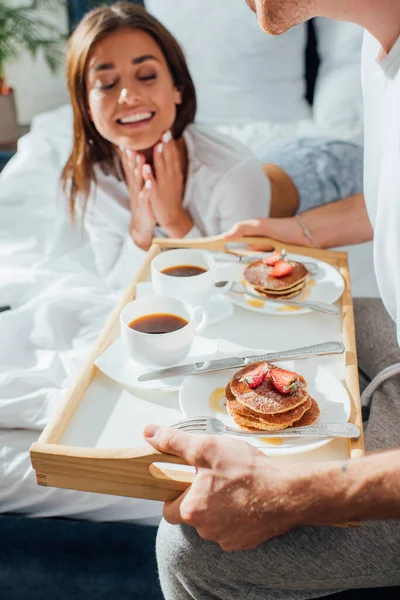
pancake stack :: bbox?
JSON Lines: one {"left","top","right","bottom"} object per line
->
{"left": 243, "top": 252, "right": 309, "bottom": 300}
{"left": 226, "top": 362, "right": 320, "bottom": 431}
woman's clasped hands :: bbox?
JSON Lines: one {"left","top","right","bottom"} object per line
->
{"left": 120, "top": 130, "right": 193, "bottom": 250}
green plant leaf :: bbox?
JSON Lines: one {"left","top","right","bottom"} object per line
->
{"left": 0, "top": 0, "right": 66, "bottom": 85}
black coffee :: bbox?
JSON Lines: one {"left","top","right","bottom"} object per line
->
{"left": 128, "top": 313, "right": 188, "bottom": 334}
{"left": 161, "top": 265, "right": 207, "bottom": 277}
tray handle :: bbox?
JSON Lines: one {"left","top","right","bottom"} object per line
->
{"left": 154, "top": 234, "right": 274, "bottom": 252}
{"left": 30, "top": 442, "right": 194, "bottom": 502}
{"left": 153, "top": 235, "right": 345, "bottom": 262}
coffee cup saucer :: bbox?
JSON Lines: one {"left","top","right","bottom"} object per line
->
{"left": 137, "top": 282, "right": 233, "bottom": 325}
{"left": 95, "top": 335, "right": 218, "bottom": 393}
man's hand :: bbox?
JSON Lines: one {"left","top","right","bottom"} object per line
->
{"left": 120, "top": 148, "right": 157, "bottom": 250}
{"left": 145, "top": 425, "right": 400, "bottom": 549}
{"left": 144, "top": 424, "right": 305, "bottom": 551}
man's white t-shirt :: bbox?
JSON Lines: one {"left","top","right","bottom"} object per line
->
{"left": 362, "top": 33, "right": 400, "bottom": 341}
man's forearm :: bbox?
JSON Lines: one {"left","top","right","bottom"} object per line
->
{"left": 287, "top": 450, "right": 400, "bottom": 526}
{"left": 298, "top": 194, "right": 373, "bottom": 249}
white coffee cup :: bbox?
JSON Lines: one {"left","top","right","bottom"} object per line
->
{"left": 120, "top": 295, "right": 207, "bottom": 366}
{"left": 151, "top": 249, "right": 227, "bottom": 305}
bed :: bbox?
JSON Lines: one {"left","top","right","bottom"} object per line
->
{"left": 0, "top": 105, "right": 383, "bottom": 600}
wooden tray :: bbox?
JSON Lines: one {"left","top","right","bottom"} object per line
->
{"left": 30, "top": 236, "right": 364, "bottom": 502}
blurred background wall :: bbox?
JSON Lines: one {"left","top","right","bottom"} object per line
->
{"left": 6, "top": 1, "right": 69, "bottom": 124}
{"left": 5, "top": 0, "right": 144, "bottom": 124}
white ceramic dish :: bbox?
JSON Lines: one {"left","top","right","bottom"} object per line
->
{"left": 95, "top": 335, "right": 218, "bottom": 393}
{"left": 179, "top": 357, "right": 351, "bottom": 455}
{"left": 229, "top": 254, "right": 345, "bottom": 316}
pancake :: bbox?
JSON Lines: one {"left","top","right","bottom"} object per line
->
{"left": 254, "top": 281, "right": 306, "bottom": 296}
{"left": 227, "top": 403, "right": 286, "bottom": 430}
{"left": 230, "top": 362, "right": 309, "bottom": 415}
{"left": 227, "top": 396, "right": 319, "bottom": 431}
{"left": 244, "top": 259, "right": 308, "bottom": 291}
{"left": 225, "top": 383, "right": 312, "bottom": 427}
{"left": 227, "top": 400, "right": 311, "bottom": 430}
{"left": 292, "top": 396, "right": 320, "bottom": 427}
{"left": 254, "top": 282, "right": 307, "bottom": 300}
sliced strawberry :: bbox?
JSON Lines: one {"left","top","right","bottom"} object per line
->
{"left": 269, "top": 259, "right": 294, "bottom": 278}
{"left": 241, "top": 363, "right": 268, "bottom": 389}
{"left": 269, "top": 367, "right": 299, "bottom": 395}
{"left": 263, "top": 249, "right": 287, "bottom": 266}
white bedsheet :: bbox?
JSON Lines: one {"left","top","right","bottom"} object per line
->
{"left": 0, "top": 105, "right": 378, "bottom": 520}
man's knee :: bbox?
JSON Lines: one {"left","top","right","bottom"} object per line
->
{"left": 156, "top": 520, "right": 247, "bottom": 599}
{"left": 156, "top": 520, "right": 212, "bottom": 594}
{"left": 354, "top": 297, "right": 399, "bottom": 378}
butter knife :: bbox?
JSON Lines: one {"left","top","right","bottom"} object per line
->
{"left": 137, "top": 341, "right": 344, "bottom": 382}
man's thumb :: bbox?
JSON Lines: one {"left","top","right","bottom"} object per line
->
{"left": 144, "top": 424, "right": 193, "bottom": 463}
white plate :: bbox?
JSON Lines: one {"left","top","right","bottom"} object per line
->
{"left": 137, "top": 282, "right": 233, "bottom": 325}
{"left": 179, "top": 358, "right": 351, "bottom": 455}
{"left": 95, "top": 335, "right": 218, "bottom": 393}
{"left": 229, "top": 254, "right": 344, "bottom": 316}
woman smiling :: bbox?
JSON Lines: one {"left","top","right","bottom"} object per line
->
{"left": 62, "top": 3, "right": 270, "bottom": 287}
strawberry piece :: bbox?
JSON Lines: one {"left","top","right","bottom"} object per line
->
{"left": 241, "top": 363, "right": 268, "bottom": 389}
{"left": 269, "top": 367, "right": 299, "bottom": 395}
{"left": 263, "top": 249, "right": 286, "bottom": 266}
{"left": 269, "top": 259, "right": 294, "bottom": 278}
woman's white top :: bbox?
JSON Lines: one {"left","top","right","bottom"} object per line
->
{"left": 83, "top": 124, "right": 270, "bottom": 289}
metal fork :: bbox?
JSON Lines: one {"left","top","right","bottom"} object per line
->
{"left": 171, "top": 416, "right": 360, "bottom": 439}
{"left": 217, "top": 281, "right": 339, "bottom": 316}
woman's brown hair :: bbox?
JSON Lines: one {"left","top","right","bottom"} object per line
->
{"left": 62, "top": 2, "right": 196, "bottom": 221}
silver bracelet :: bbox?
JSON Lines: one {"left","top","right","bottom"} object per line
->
{"left": 295, "top": 214, "right": 320, "bottom": 249}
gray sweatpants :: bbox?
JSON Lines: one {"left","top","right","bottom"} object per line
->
{"left": 156, "top": 298, "right": 400, "bottom": 599}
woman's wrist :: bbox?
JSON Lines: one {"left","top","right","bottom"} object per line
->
{"left": 130, "top": 225, "right": 153, "bottom": 251}
{"left": 287, "top": 216, "right": 314, "bottom": 247}
{"left": 294, "top": 214, "right": 321, "bottom": 248}
{"left": 270, "top": 216, "right": 313, "bottom": 247}
{"left": 161, "top": 209, "right": 193, "bottom": 238}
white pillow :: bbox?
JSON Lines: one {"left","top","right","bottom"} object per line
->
{"left": 145, "top": 0, "right": 310, "bottom": 125}
{"left": 312, "top": 18, "right": 364, "bottom": 144}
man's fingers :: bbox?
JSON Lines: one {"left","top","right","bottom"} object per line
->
{"left": 162, "top": 487, "right": 190, "bottom": 525}
{"left": 224, "top": 219, "right": 269, "bottom": 240}
{"left": 144, "top": 425, "right": 195, "bottom": 461}
{"left": 144, "top": 424, "right": 215, "bottom": 467}
{"left": 224, "top": 223, "right": 243, "bottom": 240}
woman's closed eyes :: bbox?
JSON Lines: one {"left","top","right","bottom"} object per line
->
{"left": 95, "top": 72, "right": 157, "bottom": 92}
{"left": 139, "top": 73, "right": 157, "bottom": 82}
{"left": 97, "top": 81, "right": 117, "bottom": 90}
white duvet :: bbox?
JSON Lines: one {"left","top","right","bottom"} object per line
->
{"left": 0, "top": 105, "right": 378, "bottom": 521}
{"left": 0, "top": 106, "right": 162, "bottom": 522}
